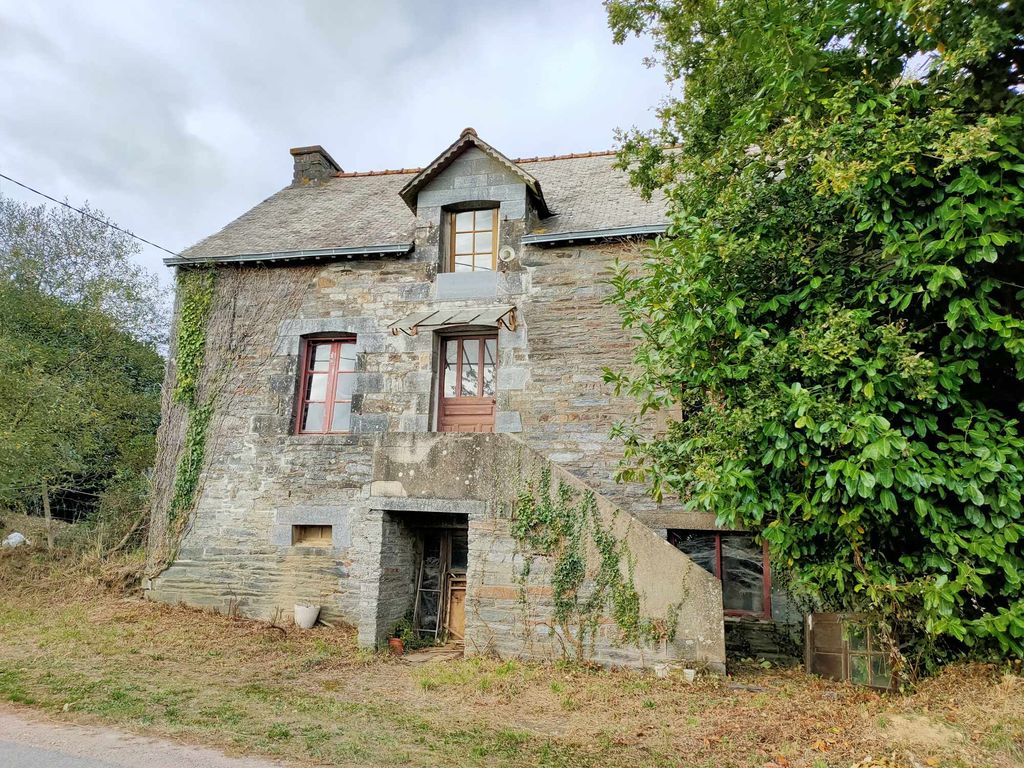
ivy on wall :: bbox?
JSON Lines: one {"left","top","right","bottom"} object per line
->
{"left": 511, "top": 467, "right": 677, "bottom": 659}
{"left": 168, "top": 267, "right": 216, "bottom": 524}
{"left": 169, "top": 403, "right": 212, "bottom": 523}
{"left": 173, "top": 268, "right": 215, "bottom": 406}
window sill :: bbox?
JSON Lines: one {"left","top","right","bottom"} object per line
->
{"left": 435, "top": 270, "right": 498, "bottom": 300}
{"left": 724, "top": 612, "right": 774, "bottom": 623}
{"left": 285, "top": 433, "right": 369, "bottom": 447}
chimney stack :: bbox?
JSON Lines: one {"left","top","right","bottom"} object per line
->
{"left": 290, "top": 145, "right": 342, "bottom": 185}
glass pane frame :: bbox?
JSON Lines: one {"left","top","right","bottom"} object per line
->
{"left": 843, "top": 620, "right": 894, "bottom": 689}
{"left": 667, "top": 529, "right": 773, "bottom": 619}
{"left": 448, "top": 208, "right": 498, "bottom": 272}
{"left": 439, "top": 335, "right": 498, "bottom": 400}
{"left": 296, "top": 337, "right": 357, "bottom": 434}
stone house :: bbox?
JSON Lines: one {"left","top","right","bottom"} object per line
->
{"left": 146, "top": 129, "right": 799, "bottom": 669}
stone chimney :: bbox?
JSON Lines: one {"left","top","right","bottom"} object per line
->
{"left": 290, "top": 145, "right": 342, "bottom": 184}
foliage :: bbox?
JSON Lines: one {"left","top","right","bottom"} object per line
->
{"left": 167, "top": 268, "right": 217, "bottom": 525}
{"left": 169, "top": 403, "right": 212, "bottom": 523}
{"left": 390, "top": 614, "right": 437, "bottom": 651}
{"left": 0, "top": 192, "right": 166, "bottom": 539}
{"left": 605, "top": 0, "right": 1024, "bottom": 666}
{"left": 512, "top": 468, "right": 675, "bottom": 657}
{"left": 0, "top": 281, "right": 163, "bottom": 521}
{"left": 0, "top": 194, "right": 168, "bottom": 346}
{"left": 173, "top": 268, "right": 215, "bottom": 406}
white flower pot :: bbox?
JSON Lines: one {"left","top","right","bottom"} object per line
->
{"left": 294, "top": 603, "right": 320, "bottom": 629}
{"left": 683, "top": 668, "right": 697, "bottom": 683}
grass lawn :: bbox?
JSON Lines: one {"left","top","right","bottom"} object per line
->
{"left": 0, "top": 548, "right": 1021, "bottom": 768}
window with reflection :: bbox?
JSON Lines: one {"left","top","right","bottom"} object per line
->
{"left": 441, "top": 336, "right": 497, "bottom": 398}
{"left": 449, "top": 209, "right": 497, "bottom": 272}
{"left": 296, "top": 337, "right": 356, "bottom": 433}
{"left": 667, "top": 530, "right": 771, "bottom": 617}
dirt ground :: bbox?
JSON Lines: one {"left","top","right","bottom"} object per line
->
{"left": 0, "top": 546, "right": 1021, "bottom": 768}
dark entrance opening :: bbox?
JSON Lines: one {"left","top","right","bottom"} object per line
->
{"left": 412, "top": 525, "right": 468, "bottom": 642}
{"left": 379, "top": 511, "right": 469, "bottom": 646}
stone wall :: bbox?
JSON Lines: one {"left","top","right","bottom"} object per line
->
{"left": 369, "top": 433, "right": 726, "bottom": 670}
{"left": 146, "top": 236, "right": 678, "bottom": 619}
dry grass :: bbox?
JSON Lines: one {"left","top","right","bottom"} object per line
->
{"left": 0, "top": 546, "right": 1021, "bottom": 768}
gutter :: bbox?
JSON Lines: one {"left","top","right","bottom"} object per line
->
{"left": 520, "top": 224, "right": 668, "bottom": 246}
{"left": 164, "top": 243, "right": 415, "bottom": 267}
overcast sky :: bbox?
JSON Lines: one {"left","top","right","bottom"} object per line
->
{"left": 0, "top": 1, "right": 665, "bottom": 287}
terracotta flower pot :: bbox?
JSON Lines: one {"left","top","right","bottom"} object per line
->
{"left": 388, "top": 637, "right": 405, "bottom": 656}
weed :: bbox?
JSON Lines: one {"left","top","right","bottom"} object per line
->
{"left": 266, "top": 723, "right": 292, "bottom": 741}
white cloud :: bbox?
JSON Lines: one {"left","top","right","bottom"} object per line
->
{"left": 0, "top": 0, "right": 663, "bottom": 287}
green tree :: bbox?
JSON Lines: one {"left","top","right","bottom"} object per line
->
{"left": 605, "top": 1, "right": 1023, "bottom": 667}
{"left": 0, "top": 195, "right": 166, "bottom": 547}
{"left": 0, "top": 195, "right": 167, "bottom": 346}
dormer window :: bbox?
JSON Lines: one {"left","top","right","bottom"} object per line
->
{"left": 449, "top": 209, "right": 497, "bottom": 272}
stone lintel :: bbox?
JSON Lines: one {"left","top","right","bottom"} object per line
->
{"left": 368, "top": 496, "right": 486, "bottom": 516}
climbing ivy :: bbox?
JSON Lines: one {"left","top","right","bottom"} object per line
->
{"left": 173, "top": 268, "right": 215, "bottom": 406}
{"left": 169, "top": 402, "right": 212, "bottom": 523}
{"left": 511, "top": 467, "right": 676, "bottom": 657}
{"left": 168, "top": 267, "right": 216, "bottom": 525}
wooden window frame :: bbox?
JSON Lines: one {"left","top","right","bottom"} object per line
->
{"left": 668, "top": 530, "right": 772, "bottom": 619}
{"left": 844, "top": 619, "right": 894, "bottom": 689}
{"left": 438, "top": 334, "right": 498, "bottom": 401}
{"left": 295, "top": 336, "right": 357, "bottom": 435}
{"left": 448, "top": 208, "right": 498, "bottom": 273}
{"left": 806, "top": 613, "right": 895, "bottom": 690}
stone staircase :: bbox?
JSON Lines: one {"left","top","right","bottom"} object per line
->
{"left": 368, "top": 432, "right": 726, "bottom": 670}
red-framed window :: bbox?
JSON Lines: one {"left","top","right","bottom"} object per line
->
{"left": 295, "top": 337, "right": 356, "bottom": 434}
{"left": 441, "top": 336, "right": 497, "bottom": 399}
{"left": 668, "top": 530, "right": 772, "bottom": 618}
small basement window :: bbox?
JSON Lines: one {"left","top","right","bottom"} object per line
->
{"left": 292, "top": 525, "right": 333, "bottom": 546}
{"left": 668, "top": 530, "right": 771, "bottom": 618}
{"left": 845, "top": 621, "right": 893, "bottom": 688}
{"left": 806, "top": 613, "right": 894, "bottom": 689}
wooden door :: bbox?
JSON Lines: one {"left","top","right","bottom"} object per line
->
{"left": 438, "top": 335, "right": 496, "bottom": 433}
{"left": 446, "top": 575, "right": 467, "bottom": 641}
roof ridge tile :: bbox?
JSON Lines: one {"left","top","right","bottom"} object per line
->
{"left": 332, "top": 150, "right": 619, "bottom": 178}
{"left": 334, "top": 168, "right": 422, "bottom": 178}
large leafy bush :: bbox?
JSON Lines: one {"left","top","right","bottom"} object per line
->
{"left": 605, "top": 0, "right": 1023, "bottom": 667}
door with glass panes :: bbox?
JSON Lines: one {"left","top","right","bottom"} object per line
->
{"left": 438, "top": 335, "right": 496, "bottom": 432}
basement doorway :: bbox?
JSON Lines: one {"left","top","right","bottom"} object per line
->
{"left": 413, "top": 524, "right": 468, "bottom": 643}
{"left": 381, "top": 511, "right": 469, "bottom": 646}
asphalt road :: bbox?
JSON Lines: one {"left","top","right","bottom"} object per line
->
{"left": 0, "top": 706, "right": 284, "bottom": 768}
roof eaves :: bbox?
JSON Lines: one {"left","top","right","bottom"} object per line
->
{"left": 165, "top": 243, "right": 414, "bottom": 267}
{"left": 521, "top": 224, "right": 667, "bottom": 246}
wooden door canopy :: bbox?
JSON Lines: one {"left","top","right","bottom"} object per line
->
{"left": 389, "top": 306, "right": 516, "bottom": 337}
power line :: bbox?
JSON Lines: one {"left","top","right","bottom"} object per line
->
{"left": 0, "top": 170, "right": 182, "bottom": 258}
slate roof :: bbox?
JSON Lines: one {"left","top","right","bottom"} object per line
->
{"left": 177, "top": 151, "right": 667, "bottom": 262}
